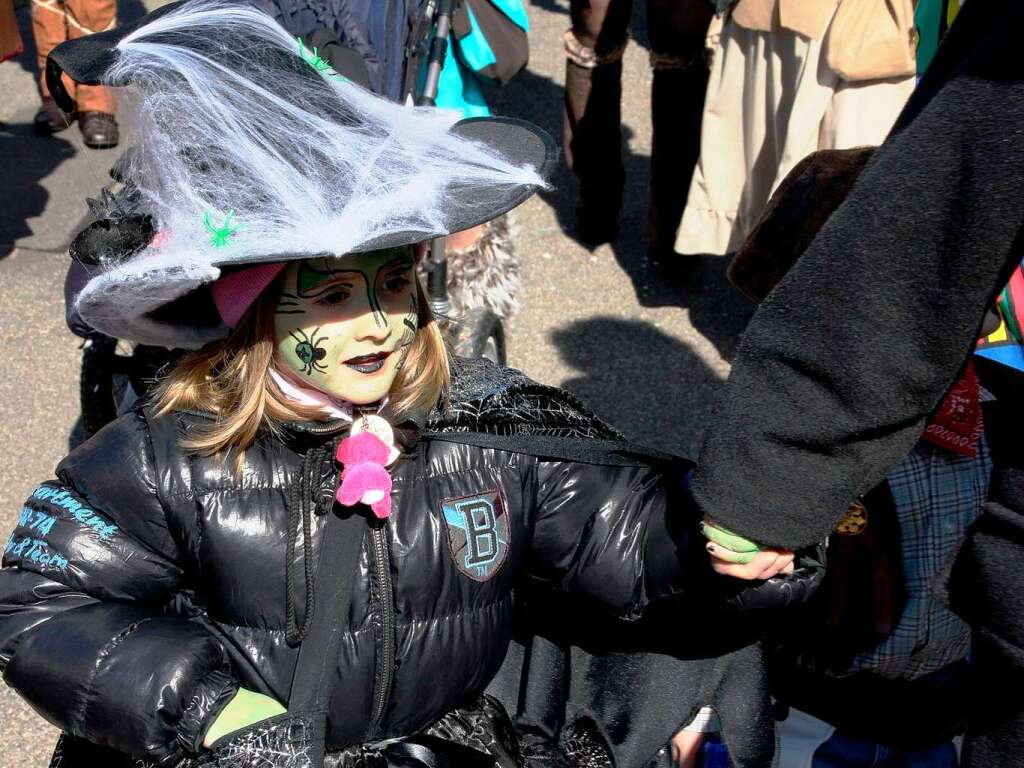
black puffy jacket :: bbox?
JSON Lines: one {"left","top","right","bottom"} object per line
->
{"left": 0, "top": 362, "right": 816, "bottom": 766}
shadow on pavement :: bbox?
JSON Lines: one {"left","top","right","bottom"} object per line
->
{"left": 1, "top": 0, "right": 147, "bottom": 258}
{"left": 527, "top": 0, "right": 569, "bottom": 17}
{"left": 551, "top": 316, "right": 722, "bottom": 457}
{"left": 0, "top": 124, "right": 77, "bottom": 257}
{"left": 10, "top": 0, "right": 37, "bottom": 77}
{"left": 492, "top": 62, "right": 754, "bottom": 361}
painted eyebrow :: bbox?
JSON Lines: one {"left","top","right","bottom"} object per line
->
{"left": 312, "top": 276, "right": 356, "bottom": 290}
{"left": 313, "top": 271, "right": 359, "bottom": 283}
{"left": 380, "top": 255, "right": 415, "bottom": 272}
{"left": 298, "top": 270, "right": 360, "bottom": 298}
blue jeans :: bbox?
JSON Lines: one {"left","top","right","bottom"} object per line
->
{"left": 812, "top": 733, "right": 958, "bottom": 768}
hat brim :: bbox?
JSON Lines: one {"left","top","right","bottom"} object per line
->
{"left": 46, "top": 0, "right": 186, "bottom": 111}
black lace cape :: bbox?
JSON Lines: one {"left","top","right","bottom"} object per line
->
{"left": 426, "top": 359, "right": 776, "bottom": 768}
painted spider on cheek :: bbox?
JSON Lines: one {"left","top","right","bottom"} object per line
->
{"left": 289, "top": 327, "right": 329, "bottom": 375}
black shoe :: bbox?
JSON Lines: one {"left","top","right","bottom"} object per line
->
{"left": 79, "top": 111, "right": 119, "bottom": 149}
{"left": 33, "top": 99, "right": 74, "bottom": 135}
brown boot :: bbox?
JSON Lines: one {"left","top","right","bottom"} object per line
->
{"left": 78, "top": 111, "right": 119, "bottom": 149}
{"left": 33, "top": 98, "right": 75, "bottom": 135}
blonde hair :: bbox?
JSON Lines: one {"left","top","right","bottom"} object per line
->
{"left": 154, "top": 277, "right": 450, "bottom": 467}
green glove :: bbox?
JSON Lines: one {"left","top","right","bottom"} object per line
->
{"left": 202, "top": 688, "right": 287, "bottom": 748}
{"left": 700, "top": 521, "right": 764, "bottom": 565}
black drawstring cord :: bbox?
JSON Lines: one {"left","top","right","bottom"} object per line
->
{"left": 285, "top": 441, "right": 335, "bottom": 647}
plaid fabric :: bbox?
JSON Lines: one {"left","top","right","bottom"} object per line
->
{"left": 849, "top": 438, "right": 992, "bottom": 680}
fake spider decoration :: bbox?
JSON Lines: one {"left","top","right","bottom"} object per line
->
{"left": 298, "top": 39, "right": 331, "bottom": 73}
{"left": 297, "top": 37, "right": 348, "bottom": 81}
{"left": 203, "top": 210, "right": 241, "bottom": 248}
{"left": 290, "top": 327, "right": 329, "bottom": 375}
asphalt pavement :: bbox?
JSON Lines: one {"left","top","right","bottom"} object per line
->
{"left": 0, "top": 0, "right": 753, "bottom": 764}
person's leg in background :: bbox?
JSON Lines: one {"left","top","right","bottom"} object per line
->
{"left": 64, "top": 0, "right": 118, "bottom": 147}
{"left": 1, "top": 0, "right": 25, "bottom": 63}
{"left": 31, "top": 0, "right": 74, "bottom": 133}
{"left": 645, "top": 0, "right": 712, "bottom": 273}
{"left": 564, "top": 0, "right": 631, "bottom": 245}
{"left": 813, "top": 736, "right": 958, "bottom": 768}
{"left": 777, "top": 707, "right": 960, "bottom": 768}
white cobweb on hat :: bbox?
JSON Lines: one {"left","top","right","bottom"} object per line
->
{"left": 75, "top": 0, "right": 545, "bottom": 347}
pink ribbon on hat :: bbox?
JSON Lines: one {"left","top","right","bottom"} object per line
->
{"left": 210, "top": 244, "right": 426, "bottom": 329}
{"left": 211, "top": 262, "right": 287, "bottom": 328}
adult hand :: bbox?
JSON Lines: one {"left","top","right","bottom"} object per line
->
{"left": 202, "top": 688, "right": 287, "bottom": 748}
{"left": 670, "top": 730, "right": 705, "bottom": 768}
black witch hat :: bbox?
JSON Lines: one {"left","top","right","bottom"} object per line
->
{"left": 53, "top": 0, "right": 555, "bottom": 347}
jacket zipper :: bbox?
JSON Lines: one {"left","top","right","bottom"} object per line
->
{"left": 368, "top": 518, "right": 396, "bottom": 736}
{"left": 181, "top": 409, "right": 350, "bottom": 436}
{"left": 300, "top": 421, "right": 349, "bottom": 435}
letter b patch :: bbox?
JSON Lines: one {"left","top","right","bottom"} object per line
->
{"left": 441, "top": 489, "right": 509, "bottom": 582}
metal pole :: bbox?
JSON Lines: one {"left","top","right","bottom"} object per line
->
{"left": 419, "top": 0, "right": 457, "bottom": 315}
{"left": 418, "top": 0, "right": 456, "bottom": 107}
{"left": 427, "top": 236, "right": 450, "bottom": 316}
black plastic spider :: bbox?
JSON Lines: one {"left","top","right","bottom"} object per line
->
{"left": 289, "top": 327, "right": 328, "bottom": 375}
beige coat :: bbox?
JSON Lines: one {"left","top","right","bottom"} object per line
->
{"left": 675, "top": 0, "right": 915, "bottom": 256}
{"left": 732, "top": 0, "right": 916, "bottom": 80}
{"left": 732, "top": 0, "right": 839, "bottom": 39}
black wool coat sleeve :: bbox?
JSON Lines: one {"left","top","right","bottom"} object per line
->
{"left": 692, "top": 0, "right": 1024, "bottom": 548}
{"left": 0, "top": 411, "right": 238, "bottom": 765}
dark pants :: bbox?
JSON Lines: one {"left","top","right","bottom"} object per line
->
{"left": 812, "top": 734, "right": 958, "bottom": 768}
{"left": 564, "top": 0, "right": 712, "bottom": 251}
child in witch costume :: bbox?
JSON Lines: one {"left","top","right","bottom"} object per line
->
{"left": 0, "top": 4, "right": 817, "bottom": 766}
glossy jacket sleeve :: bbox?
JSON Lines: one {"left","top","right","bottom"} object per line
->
{"left": 528, "top": 459, "right": 825, "bottom": 619}
{"left": 0, "top": 411, "right": 237, "bottom": 764}
{"left": 528, "top": 460, "right": 700, "bottom": 618}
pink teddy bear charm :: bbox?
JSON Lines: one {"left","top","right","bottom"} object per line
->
{"left": 334, "top": 415, "right": 400, "bottom": 519}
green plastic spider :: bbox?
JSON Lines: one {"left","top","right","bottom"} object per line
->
{"left": 203, "top": 210, "right": 241, "bottom": 248}
{"left": 297, "top": 38, "right": 331, "bottom": 73}
{"left": 296, "top": 37, "right": 349, "bottom": 82}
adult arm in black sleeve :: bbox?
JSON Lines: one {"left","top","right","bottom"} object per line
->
{"left": 691, "top": 0, "right": 1024, "bottom": 549}
{"left": 0, "top": 411, "right": 238, "bottom": 764}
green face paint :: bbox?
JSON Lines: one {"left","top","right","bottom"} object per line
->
{"left": 274, "top": 247, "right": 418, "bottom": 405}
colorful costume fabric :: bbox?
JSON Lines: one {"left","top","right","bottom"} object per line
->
{"left": 976, "top": 262, "right": 1024, "bottom": 373}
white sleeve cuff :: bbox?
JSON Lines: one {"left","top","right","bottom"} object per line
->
{"left": 682, "top": 706, "right": 720, "bottom": 733}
